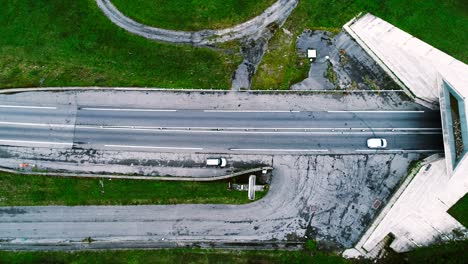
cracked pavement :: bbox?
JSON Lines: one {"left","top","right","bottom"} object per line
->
{"left": 0, "top": 154, "right": 421, "bottom": 249}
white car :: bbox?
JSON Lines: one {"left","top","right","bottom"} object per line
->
{"left": 206, "top": 158, "right": 227, "bottom": 167}
{"left": 367, "top": 138, "right": 387, "bottom": 149}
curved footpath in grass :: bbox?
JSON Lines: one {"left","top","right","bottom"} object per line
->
{"left": 111, "top": 0, "right": 277, "bottom": 31}
{"left": 1, "top": 0, "right": 465, "bottom": 90}
{"left": 96, "top": 0, "right": 298, "bottom": 45}
{"left": 0, "top": 0, "right": 240, "bottom": 89}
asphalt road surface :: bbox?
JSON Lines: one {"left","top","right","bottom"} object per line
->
{"left": 0, "top": 92, "right": 443, "bottom": 250}
{"left": 0, "top": 104, "right": 443, "bottom": 153}
{"left": 0, "top": 154, "right": 422, "bottom": 250}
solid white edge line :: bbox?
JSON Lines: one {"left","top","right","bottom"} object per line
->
{"left": 0, "top": 105, "right": 56, "bottom": 110}
{"left": 0, "top": 121, "right": 74, "bottom": 128}
{"left": 105, "top": 144, "right": 203, "bottom": 150}
{"left": 355, "top": 149, "right": 442, "bottom": 152}
{"left": 327, "top": 110, "right": 425, "bottom": 113}
{"left": 204, "top": 110, "right": 300, "bottom": 113}
{"left": 230, "top": 148, "right": 329, "bottom": 152}
{"left": 0, "top": 139, "right": 71, "bottom": 146}
{"left": 81, "top": 108, "right": 177, "bottom": 112}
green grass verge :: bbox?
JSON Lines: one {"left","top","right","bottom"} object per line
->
{"left": 0, "top": 173, "right": 266, "bottom": 206}
{"left": 252, "top": 28, "right": 309, "bottom": 90}
{"left": 111, "top": 0, "right": 276, "bottom": 31}
{"left": 1, "top": 240, "right": 467, "bottom": 264}
{"left": 252, "top": 0, "right": 468, "bottom": 90}
{"left": 0, "top": 0, "right": 241, "bottom": 89}
{"left": 0, "top": 248, "right": 349, "bottom": 264}
{"left": 448, "top": 193, "right": 468, "bottom": 227}
{"left": 400, "top": 239, "right": 468, "bottom": 264}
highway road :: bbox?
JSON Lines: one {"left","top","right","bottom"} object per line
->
{"left": 0, "top": 91, "right": 444, "bottom": 250}
{"left": 0, "top": 104, "right": 443, "bottom": 153}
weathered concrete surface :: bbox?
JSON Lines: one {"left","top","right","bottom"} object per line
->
{"left": 293, "top": 30, "right": 401, "bottom": 91}
{"left": 0, "top": 165, "right": 272, "bottom": 182}
{"left": 96, "top": 0, "right": 298, "bottom": 45}
{"left": 344, "top": 13, "right": 468, "bottom": 106}
{"left": 0, "top": 89, "right": 426, "bottom": 112}
{"left": 231, "top": 25, "right": 278, "bottom": 90}
{"left": 0, "top": 146, "right": 272, "bottom": 178}
{"left": 344, "top": 156, "right": 468, "bottom": 258}
{"left": 0, "top": 154, "right": 420, "bottom": 249}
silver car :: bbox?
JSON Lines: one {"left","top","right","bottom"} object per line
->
{"left": 367, "top": 138, "right": 387, "bottom": 149}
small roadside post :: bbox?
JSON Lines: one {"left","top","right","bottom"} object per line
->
{"left": 248, "top": 175, "right": 256, "bottom": 200}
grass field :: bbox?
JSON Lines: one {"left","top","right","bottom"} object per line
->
{"left": 448, "top": 193, "right": 468, "bottom": 227}
{"left": 0, "top": 247, "right": 349, "bottom": 264}
{"left": 1, "top": 0, "right": 465, "bottom": 90}
{"left": 111, "top": 0, "right": 276, "bottom": 31}
{"left": 0, "top": 0, "right": 240, "bottom": 89}
{"left": 0, "top": 172, "right": 266, "bottom": 206}
{"left": 396, "top": 239, "right": 468, "bottom": 264}
{"left": 0, "top": 240, "right": 467, "bottom": 264}
{"left": 252, "top": 0, "right": 468, "bottom": 89}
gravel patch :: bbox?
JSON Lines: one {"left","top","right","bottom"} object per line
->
{"left": 293, "top": 30, "right": 402, "bottom": 91}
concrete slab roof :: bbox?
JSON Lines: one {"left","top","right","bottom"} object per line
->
{"left": 345, "top": 13, "right": 468, "bottom": 106}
